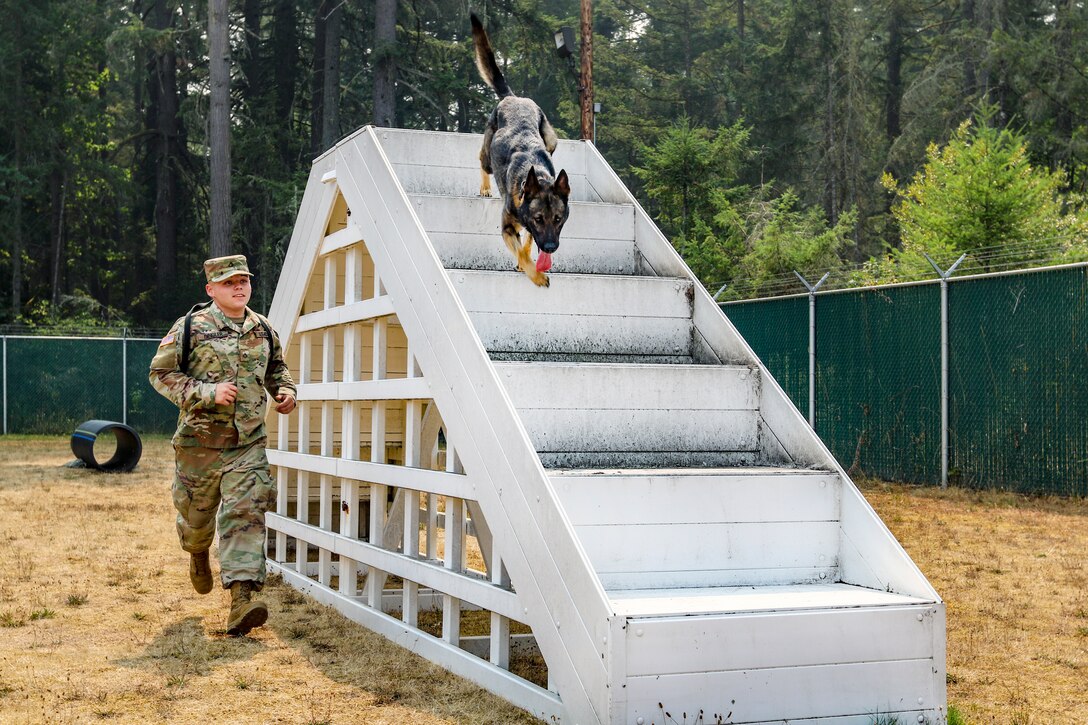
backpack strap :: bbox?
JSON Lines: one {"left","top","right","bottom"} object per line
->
{"left": 179, "top": 301, "right": 212, "bottom": 374}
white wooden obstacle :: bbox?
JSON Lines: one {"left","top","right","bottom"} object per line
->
{"left": 265, "top": 126, "right": 946, "bottom": 725}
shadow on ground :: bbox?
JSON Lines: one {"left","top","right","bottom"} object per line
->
{"left": 117, "top": 615, "right": 267, "bottom": 683}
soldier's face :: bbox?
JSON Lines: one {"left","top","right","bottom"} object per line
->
{"left": 206, "top": 274, "right": 252, "bottom": 316}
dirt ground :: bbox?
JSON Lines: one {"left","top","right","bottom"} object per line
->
{"left": 0, "top": 436, "right": 1086, "bottom": 724}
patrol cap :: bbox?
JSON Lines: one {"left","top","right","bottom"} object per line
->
{"left": 204, "top": 255, "right": 253, "bottom": 283}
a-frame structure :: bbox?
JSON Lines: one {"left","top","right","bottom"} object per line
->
{"left": 265, "top": 126, "right": 946, "bottom": 724}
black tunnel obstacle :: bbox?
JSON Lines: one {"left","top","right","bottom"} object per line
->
{"left": 70, "top": 420, "right": 143, "bottom": 472}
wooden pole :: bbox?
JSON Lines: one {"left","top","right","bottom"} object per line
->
{"left": 580, "top": 0, "right": 593, "bottom": 140}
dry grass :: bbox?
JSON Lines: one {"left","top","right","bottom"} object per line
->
{"left": 860, "top": 479, "right": 1088, "bottom": 724}
{"left": 0, "top": 436, "right": 537, "bottom": 724}
{"left": 2, "top": 436, "right": 1086, "bottom": 724}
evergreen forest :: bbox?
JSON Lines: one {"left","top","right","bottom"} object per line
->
{"left": 2, "top": 0, "right": 1087, "bottom": 330}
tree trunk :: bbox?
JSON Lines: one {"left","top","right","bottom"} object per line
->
{"left": 209, "top": 0, "right": 232, "bottom": 257}
{"left": 737, "top": 0, "right": 745, "bottom": 40}
{"left": 311, "top": 0, "right": 327, "bottom": 156}
{"left": 242, "top": 0, "right": 262, "bottom": 95}
{"left": 580, "top": 0, "right": 593, "bottom": 140}
{"left": 11, "top": 14, "right": 23, "bottom": 319}
{"left": 50, "top": 167, "right": 68, "bottom": 307}
{"left": 373, "top": 0, "right": 396, "bottom": 127}
{"left": 321, "top": 0, "right": 342, "bottom": 149}
{"left": 885, "top": 0, "right": 903, "bottom": 141}
{"left": 272, "top": 0, "right": 299, "bottom": 162}
{"left": 962, "top": 0, "right": 976, "bottom": 99}
{"left": 821, "top": 3, "right": 838, "bottom": 224}
{"left": 151, "top": 0, "right": 179, "bottom": 312}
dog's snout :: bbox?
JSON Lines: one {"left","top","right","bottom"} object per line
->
{"left": 540, "top": 241, "right": 559, "bottom": 254}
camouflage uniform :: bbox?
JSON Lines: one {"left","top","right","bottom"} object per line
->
{"left": 149, "top": 258, "right": 295, "bottom": 590}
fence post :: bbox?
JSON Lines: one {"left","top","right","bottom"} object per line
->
{"left": 2, "top": 336, "right": 6, "bottom": 435}
{"left": 794, "top": 271, "right": 829, "bottom": 428}
{"left": 122, "top": 328, "right": 128, "bottom": 426}
{"left": 924, "top": 253, "right": 966, "bottom": 488}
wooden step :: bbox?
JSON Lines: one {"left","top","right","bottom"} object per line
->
{"left": 409, "top": 194, "right": 638, "bottom": 275}
{"left": 549, "top": 466, "right": 841, "bottom": 589}
{"left": 451, "top": 270, "right": 695, "bottom": 360}
{"left": 378, "top": 129, "right": 603, "bottom": 202}
{"left": 617, "top": 587, "right": 941, "bottom": 725}
{"left": 497, "top": 363, "right": 762, "bottom": 471}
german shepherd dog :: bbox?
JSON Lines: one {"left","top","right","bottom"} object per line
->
{"left": 471, "top": 13, "right": 570, "bottom": 287}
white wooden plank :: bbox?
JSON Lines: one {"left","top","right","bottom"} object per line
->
{"left": 551, "top": 470, "right": 840, "bottom": 526}
{"left": 295, "top": 296, "right": 396, "bottom": 333}
{"left": 267, "top": 157, "right": 338, "bottom": 346}
{"left": 411, "top": 194, "right": 630, "bottom": 236}
{"left": 338, "top": 377, "right": 431, "bottom": 401}
{"left": 337, "top": 458, "right": 472, "bottom": 498}
{"left": 267, "top": 514, "right": 522, "bottom": 620}
{"left": 470, "top": 315, "right": 692, "bottom": 358}
{"left": 624, "top": 659, "right": 940, "bottom": 724}
{"left": 295, "top": 377, "right": 430, "bottom": 402}
{"left": 320, "top": 224, "right": 364, "bottom": 256}
{"left": 323, "top": 255, "right": 337, "bottom": 308}
{"left": 611, "top": 582, "right": 928, "bottom": 618}
{"left": 268, "top": 449, "right": 338, "bottom": 476}
{"left": 495, "top": 362, "right": 759, "bottom": 411}
{"left": 450, "top": 270, "right": 693, "bottom": 318}
{"left": 839, "top": 484, "right": 943, "bottom": 599}
{"left": 518, "top": 409, "right": 761, "bottom": 452}
{"left": 625, "top": 603, "right": 939, "bottom": 676}
{"left": 268, "top": 561, "right": 565, "bottom": 723}
{"left": 379, "top": 129, "right": 586, "bottom": 176}
{"left": 598, "top": 566, "right": 838, "bottom": 591}
{"left": 339, "top": 479, "right": 360, "bottom": 596}
{"left": 577, "top": 521, "right": 840, "bottom": 575}
{"left": 430, "top": 231, "right": 636, "bottom": 275}
{"left": 295, "top": 382, "right": 338, "bottom": 401}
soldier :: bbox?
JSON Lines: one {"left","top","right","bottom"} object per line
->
{"left": 150, "top": 255, "right": 296, "bottom": 636}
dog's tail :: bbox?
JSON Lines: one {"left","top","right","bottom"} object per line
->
{"left": 471, "top": 13, "right": 512, "bottom": 99}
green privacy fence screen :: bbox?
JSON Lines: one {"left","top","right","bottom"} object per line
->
{"left": 723, "top": 263, "right": 1088, "bottom": 497}
{"left": 1, "top": 335, "right": 178, "bottom": 436}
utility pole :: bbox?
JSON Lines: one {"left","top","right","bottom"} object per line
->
{"left": 580, "top": 0, "right": 593, "bottom": 141}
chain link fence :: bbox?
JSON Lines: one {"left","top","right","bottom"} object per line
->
{"left": 723, "top": 263, "right": 1088, "bottom": 496}
{"left": 1, "top": 332, "right": 177, "bottom": 436}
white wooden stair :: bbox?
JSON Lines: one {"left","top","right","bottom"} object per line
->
{"left": 266, "top": 127, "right": 946, "bottom": 725}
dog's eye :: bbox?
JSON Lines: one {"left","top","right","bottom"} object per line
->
{"left": 534, "top": 214, "right": 544, "bottom": 224}
{"left": 554, "top": 215, "right": 562, "bottom": 224}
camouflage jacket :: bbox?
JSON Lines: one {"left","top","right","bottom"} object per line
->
{"left": 149, "top": 302, "right": 296, "bottom": 448}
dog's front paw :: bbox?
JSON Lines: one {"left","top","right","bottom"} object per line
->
{"left": 479, "top": 186, "right": 492, "bottom": 197}
{"left": 530, "top": 272, "right": 550, "bottom": 288}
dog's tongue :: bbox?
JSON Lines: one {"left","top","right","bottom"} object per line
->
{"left": 536, "top": 252, "right": 553, "bottom": 273}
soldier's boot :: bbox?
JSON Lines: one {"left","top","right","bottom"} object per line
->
{"left": 225, "top": 581, "right": 268, "bottom": 636}
{"left": 189, "top": 551, "right": 213, "bottom": 595}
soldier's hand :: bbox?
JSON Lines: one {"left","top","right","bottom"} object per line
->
{"left": 275, "top": 392, "right": 296, "bottom": 414}
{"left": 215, "top": 382, "right": 238, "bottom": 406}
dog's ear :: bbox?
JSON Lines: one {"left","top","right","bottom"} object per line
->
{"left": 555, "top": 169, "right": 571, "bottom": 199}
{"left": 523, "top": 167, "right": 541, "bottom": 197}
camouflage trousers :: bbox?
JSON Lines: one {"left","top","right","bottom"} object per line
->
{"left": 172, "top": 438, "right": 276, "bottom": 589}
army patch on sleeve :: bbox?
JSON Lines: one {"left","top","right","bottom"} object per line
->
{"left": 159, "top": 333, "right": 175, "bottom": 347}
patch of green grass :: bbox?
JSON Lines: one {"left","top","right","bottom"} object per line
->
{"left": 1, "top": 611, "right": 26, "bottom": 628}
{"left": 164, "top": 674, "right": 187, "bottom": 688}
{"left": 1076, "top": 626, "right": 1088, "bottom": 638}
{"left": 66, "top": 593, "right": 89, "bottom": 607}
{"left": 947, "top": 704, "right": 969, "bottom": 725}
{"left": 29, "top": 608, "right": 56, "bottom": 621}
{"left": 132, "top": 612, "right": 147, "bottom": 621}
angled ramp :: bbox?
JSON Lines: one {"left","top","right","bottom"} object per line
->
{"left": 265, "top": 127, "right": 946, "bottom": 724}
